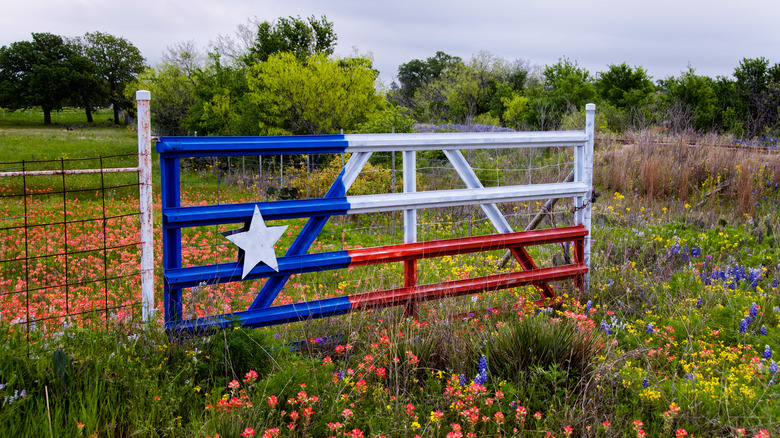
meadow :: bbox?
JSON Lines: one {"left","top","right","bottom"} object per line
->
{"left": 1, "top": 108, "right": 779, "bottom": 438}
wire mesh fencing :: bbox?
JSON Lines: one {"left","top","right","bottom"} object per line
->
{"left": 0, "top": 155, "right": 145, "bottom": 338}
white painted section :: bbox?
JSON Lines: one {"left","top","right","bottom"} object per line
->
{"left": 346, "top": 182, "right": 589, "bottom": 214}
{"left": 136, "top": 90, "right": 155, "bottom": 323}
{"left": 342, "top": 152, "right": 373, "bottom": 190}
{"left": 344, "top": 131, "right": 588, "bottom": 152}
{"left": 403, "top": 150, "right": 416, "bottom": 244}
{"left": 584, "top": 103, "right": 596, "bottom": 289}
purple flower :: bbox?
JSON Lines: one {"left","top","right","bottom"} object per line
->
{"left": 761, "top": 325, "right": 768, "bottom": 336}
{"left": 739, "top": 319, "right": 748, "bottom": 334}
{"left": 646, "top": 323, "right": 654, "bottom": 334}
{"left": 641, "top": 379, "right": 649, "bottom": 388}
{"left": 764, "top": 345, "right": 773, "bottom": 360}
{"left": 696, "top": 297, "right": 702, "bottom": 310}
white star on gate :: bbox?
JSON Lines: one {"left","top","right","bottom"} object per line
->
{"left": 222, "top": 206, "right": 288, "bottom": 279}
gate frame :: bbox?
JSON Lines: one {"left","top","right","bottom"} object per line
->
{"left": 156, "top": 104, "right": 595, "bottom": 332}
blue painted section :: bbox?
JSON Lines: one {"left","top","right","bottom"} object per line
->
{"left": 156, "top": 135, "right": 350, "bottom": 158}
{"left": 248, "top": 167, "right": 350, "bottom": 310}
{"left": 162, "top": 197, "right": 351, "bottom": 228}
{"left": 165, "top": 250, "right": 352, "bottom": 289}
{"left": 167, "top": 296, "right": 353, "bottom": 332}
{"left": 161, "top": 156, "right": 183, "bottom": 325}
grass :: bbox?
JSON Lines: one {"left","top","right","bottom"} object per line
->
{"left": 1, "top": 112, "right": 780, "bottom": 437}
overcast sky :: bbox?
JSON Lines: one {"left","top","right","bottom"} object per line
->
{"left": 3, "top": 0, "right": 780, "bottom": 86}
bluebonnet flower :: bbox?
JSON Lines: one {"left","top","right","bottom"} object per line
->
{"left": 685, "top": 373, "right": 695, "bottom": 381}
{"left": 696, "top": 297, "right": 702, "bottom": 310}
{"left": 641, "top": 379, "right": 650, "bottom": 388}
{"left": 646, "top": 323, "right": 654, "bottom": 334}
{"left": 739, "top": 319, "right": 748, "bottom": 333}
{"left": 337, "top": 370, "right": 346, "bottom": 380}
{"left": 773, "top": 279, "right": 778, "bottom": 288}
{"left": 764, "top": 345, "right": 772, "bottom": 360}
{"left": 474, "top": 355, "right": 489, "bottom": 385}
{"left": 750, "top": 302, "right": 759, "bottom": 320}
{"left": 770, "top": 361, "right": 778, "bottom": 374}
{"left": 600, "top": 320, "right": 612, "bottom": 335}
{"left": 584, "top": 300, "right": 592, "bottom": 312}
{"left": 459, "top": 374, "right": 467, "bottom": 387}
{"left": 761, "top": 325, "right": 768, "bottom": 336}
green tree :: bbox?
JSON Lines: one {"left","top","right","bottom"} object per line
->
{"left": 733, "top": 57, "right": 780, "bottom": 137}
{"left": 597, "top": 63, "right": 654, "bottom": 109}
{"left": 247, "top": 52, "right": 383, "bottom": 135}
{"left": 660, "top": 67, "right": 717, "bottom": 132}
{"left": 185, "top": 52, "right": 260, "bottom": 136}
{"left": 0, "top": 33, "right": 79, "bottom": 124}
{"left": 394, "top": 51, "right": 462, "bottom": 106}
{"left": 126, "top": 63, "right": 197, "bottom": 135}
{"left": 81, "top": 31, "right": 145, "bottom": 124}
{"left": 543, "top": 58, "right": 597, "bottom": 110}
{"left": 248, "top": 15, "right": 336, "bottom": 63}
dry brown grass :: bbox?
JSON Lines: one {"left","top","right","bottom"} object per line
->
{"left": 595, "top": 133, "right": 780, "bottom": 217}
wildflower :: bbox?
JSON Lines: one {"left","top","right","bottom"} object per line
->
{"left": 228, "top": 380, "right": 240, "bottom": 391}
{"left": 244, "top": 370, "right": 258, "bottom": 383}
{"left": 405, "top": 404, "right": 416, "bottom": 416}
{"left": 584, "top": 300, "right": 592, "bottom": 312}
{"left": 646, "top": 323, "right": 654, "bottom": 334}
{"left": 240, "top": 428, "right": 255, "bottom": 437}
{"left": 675, "top": 429, "right": 688, "bottom": 438}
{"left": 600, "top": 320, "right": 612, "bottom": 335}
{"left": 430, "top": 410, "right": 444, "bottom": 422}
{"left": 474, "top": 355, "right": 489, "bottom": 385}
{"left": 764, "top": 345, "right": 772, "bottom": 360}
{"left": 602, "top": 420, "right": 610, "bottom": 430}
{"left": 642, "top": 379, "right": 650, "bottom": 388}
{"left": 267, "top": 396, "right": 278, "bottom": 408}
{"left": 696, "top": 297, "right": 702, "bottom": 309}
{"left": 411, "top": 422, "right": 421, "bottom": 430}
{"left": 761, "top": 325, "right": 768, "bottom": 335}
{"left": 262, "top": 428, "right": 280, "bottom": 438}
{"left": 563, "top": 425, "right": 573, "bottom": 437}
{"left": 769, "top": 361, "right": 778, "bottom": 374}
{"left": 533, "top": 412, "right": 542, "bottom": 420}
{"left": 754, "top": 430, "right": 770, "bottom": 438}
{"left": 739, "top": 319, "right": 748, "bottom": 333}
{"left": 342, "top": 408, "right": 354, "bottom": 420}
{"left": 459, "top": 374, "right": 467, "bottom": 387}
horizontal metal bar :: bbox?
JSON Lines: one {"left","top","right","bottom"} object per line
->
{"left": 162, "top": 182, "right": 589, "bottom": 228}
{"left": 0, "top": 167, "right": 139, "bottom": 177}
{"left": 349, "top": 225, "right": 587, "bottom": 265}
{"left": 348, "top": 182, "right": 589, "bottom": 213}
{"left": 156, "top": 131, "right": 587, "bottom": 157}
{"left": 168, "top": 263, "right": 588, "bottom": 332}
{"left": 165, "top": 227, "right": 586, "bottom": 290}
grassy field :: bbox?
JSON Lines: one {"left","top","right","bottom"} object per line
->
{"left": 1, "top": 110, "right": 779, "bottom": 437}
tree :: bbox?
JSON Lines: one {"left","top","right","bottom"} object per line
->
{"left": 659, "top": 67, "right": 717, "bottom": 132}
{"left": 733, "top": 57, "right": 780, "bottom": 137}
{"left": 248, "top": 15, "right": 336, "bottom": 64}
{"left": 597, "top": 63, "right": 654, "bottom": 109}
{"left": 247, "top": 52, "right": 383, "bottom": 135}
{"left": 394, "top": 51, "right": 462, "bottom": 106}
{"left": 126, "top": 63, "right": 197, "bottom": 136}
{"left": 81, "top": 32, "right": 145, "bottom": 124}
{"left": 0, "top": 33, "right": 79, "bottom": 124}
{"left": 543, "top": 58, "right": 597, "bottom": 110}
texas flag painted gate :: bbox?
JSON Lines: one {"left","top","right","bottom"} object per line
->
{"left": 159, "top": 104, "right": 595, "bottom": 332}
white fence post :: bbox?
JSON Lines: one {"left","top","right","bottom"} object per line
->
{"left": 136, "top": 90, "right": 155, "bottom": 323}
{"left": 584, "top": 103, "right": 596, "bottom": 292}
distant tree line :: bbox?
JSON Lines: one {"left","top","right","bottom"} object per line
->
{"left": 2, "top": 19, "right": 779, "bottom": 140}
{"left": 0, "top": 32, "right": 145, "bottom": 124}
{"left": 390, "top": 53, "right": 780, "bottom": 138}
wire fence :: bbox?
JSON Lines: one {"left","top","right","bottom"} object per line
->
{"left": 0, "top": 155, "right": 145, "bottom": 339}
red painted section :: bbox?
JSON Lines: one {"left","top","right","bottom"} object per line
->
{"left": 347, "top": 264, "right": 588, "bottom": 310}
{"left": 347, "top": 226, "right": 587, "bottom": 266}
{"left": 509, "top": 246, "right": 556, "bottom": 299}
{"left": 403, "top": 260, "right": 418, "bottom": 316}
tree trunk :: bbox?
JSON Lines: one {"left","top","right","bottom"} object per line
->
{"left": 43, "top": 106, "right": 52, "bottom": 125}
{"left": 85, "top": 104, "right": 93, "bottom": 123}
{"left": 112, "top": 100, "right": 120, "bottom": 125}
